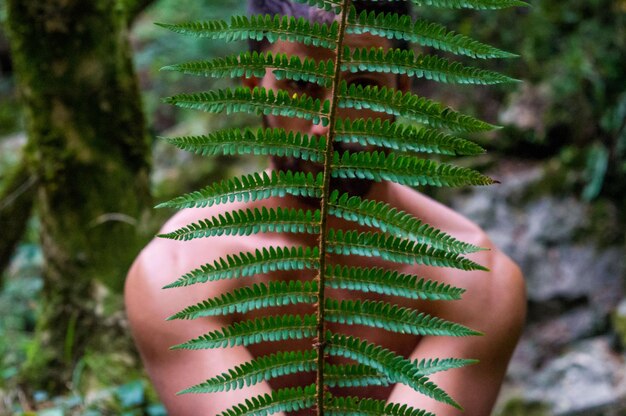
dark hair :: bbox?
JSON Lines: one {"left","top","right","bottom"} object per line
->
{"left": 247, "top": 0, "right": 412, "bottom": 52}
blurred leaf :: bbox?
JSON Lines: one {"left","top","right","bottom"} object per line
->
{"left": 37, "top": 409, "right": 64, "bottom": 416}
{"left": 147, "top": 404, "right": 167, "bottom": 416}
{"left": 115, "top": 380, "right": 145, "bottom": 408}
{"left": 582, "top": 143, "right": 609, "bottom": 201}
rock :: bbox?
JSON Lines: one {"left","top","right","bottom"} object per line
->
{"left": 524, "top": 197, "right": 588, "bottom": 245}
{"left": 523, "top": 244, "right": 624, "bottom": 311}
{"left": 499, "top": 83, "right": 552, "bottom": 137}
{"left": 450, "top": 164, "right": 625, "bottom": 323}
{"left": 524, "top": 337, "right": 626, "bottom": 415}
{"left": 507, "top": 308, "right": 598, "bottom": 384}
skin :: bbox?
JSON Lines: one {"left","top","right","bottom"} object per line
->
{"left": 125, "top": 33, "right": 527, "bottom": 416}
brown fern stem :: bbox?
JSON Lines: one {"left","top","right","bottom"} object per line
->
{"left": 315, "top": 1, "right": 350, "bottom": 415}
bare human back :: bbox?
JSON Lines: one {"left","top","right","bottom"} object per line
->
{"left": 125, "top": 0, "right": 527, "bottom": 414}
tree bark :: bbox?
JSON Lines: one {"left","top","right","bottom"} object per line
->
{"left": 6, "top": 0, "right": 152, "bottom": 392}
{"left": 0, "top": 158, "right": 36, "bottom": 278}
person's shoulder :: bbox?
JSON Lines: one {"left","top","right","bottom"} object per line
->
{"left": 124, "top": 205, "right": 249, "bottom": 329}
{"left": 387, "top": 182, "right": 485, "bottom": 243}
{"left": 125, "top": 208, "right": 203, "bottom": 297}
{"left": 388, "top": 183, "right": 526, "bottom": 332}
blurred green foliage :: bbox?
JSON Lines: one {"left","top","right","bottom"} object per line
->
{"left": 131, "top": 0, "right": 248, "bottom": 132}
{"left": 418, "top": 0, "right": 625, "bottom": 202}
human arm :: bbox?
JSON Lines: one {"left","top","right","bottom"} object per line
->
{"left": 124, "top": 239, "right": 288, "bottom": 416}
{"left": 385, "top": 245, "right": 526, "bottom": 415}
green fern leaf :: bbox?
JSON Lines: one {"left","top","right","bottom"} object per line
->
{"left": 158, "top": 207, "right": 321, "bottom": 240}
{"left": 180, "top": 350, "right": 318, "bottom": 394}
{"left": 332, "top": 151, "right": 496, "bottom": 188}
{"left": 163, "top": 246, "right": 319, "bottom": 289}
{"left": 335, "top": 118, "right": 485, "bottom": 156}
{"left": 163, "top": 52, "right": 335, "bottom": 88}
{"left": 342, "top": 47, "right": 519, "bottom": 85}
{"left": 219, "top": 384, "right": 316, "bottom": 416}
{"left": 328, "top": 191, "right": 484, "bottom": 253}
{"left": 168, "top": 281, "right": 318, "bottom": 320}
{"left": 326, "top": 229, "right": 487, "bottom": 271}
{"left": 339, "top": 83, "right": 496, "bottom": 132}
{"left": 161, "top": 128, "right": 327, "bottom": 162}
{"left": 156, "top": 15, "right": 339, "bottom": 48}
{"left": 326, "top": 265, "right": 465, "bottom": 301}
{"left": 156, "top": 171, "right": 323, "bottom": 210}
{"left": 325, "top": 299, "right": 481, "bottom": 336}
{"left": 409, "top": 0, "right": 529, "bottom": 10}
{"left": 324, "top": 364, "right": 391, "bottom": 388}
{"left": 325, "top": 395, "right": 435, "bottom": 416}
{"left": 414, "top": 357, "right": 478, "bottom": 376}
{"left": 326, "top": 332, "right": 461, "bottom": 409}
{"left": 172, "top": 314, "right": 317, "bottom": 350}
{"left": 165, "top": 87, "right": 331, "bottom": 126}
{"left": 346, "top": 7, "right": 516, "bottom": 59}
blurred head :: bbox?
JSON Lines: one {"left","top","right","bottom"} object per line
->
{"left": 245, "top": 0, "right": 412, "bottom": 202}
{"left": 247, "top": 0, "right": 412, "bottom": 53}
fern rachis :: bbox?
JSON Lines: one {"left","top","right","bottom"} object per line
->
{"left": 157, "top": 0, "right": 522, "bottom": 414}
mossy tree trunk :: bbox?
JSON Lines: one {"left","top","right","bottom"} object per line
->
{"left": 5, "top": 0, "right": 152, "bottom": 393}
{"left": 0, "top": 158, "right": 36, "bottom": 278}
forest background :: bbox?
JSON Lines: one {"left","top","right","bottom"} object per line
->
{"left": 0, "top": 0, "right": 624, "bottom": 415}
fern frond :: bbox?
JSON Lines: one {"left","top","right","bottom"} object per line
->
{"left": 325, "top": 299, "right": 481, "bottom": 336}
{"left": 327, "top": 229, "right": 487, "bottom": 271}
{"left": 326, "top": 332, "right": 461, "bottom": 409}
{"left": 346, "top": 8, "right": 516, "bottom": 59}
{"left": 408, "top": 0, "right": 529, "bottom": 10}
{"left": 328, "top": 191, "right": 484, "bottom": 253}
{"left": 325, "top": 396, "right": 435, "bottom": 416}
{"left": 180, "top": 350, "right": 318, "bottom": 394}
{"left": 414, "top": 357, "right": 478, "bottom": 376}
{"left": 158, "top": 207, "right": 321, "bottom": 240}
{"left": 165, "top": 87, "right": 331, "bottom": 126}
{"left": 156, "top": 171, "right": 323, "bottom": 210}
{"left": 335, "top": 118, "right": 485, "bottom": 156}
{"left": 161, "top": 128, "right": 327, "bottom": 162}
{"left": 343, "top": 47, "right": 518, "bottom": 85}
{"left": 332, "top": 151, "right": 496, "bottom": 188}
{"left": 168, "top": 281, "right": 318, "bottom": 320}
{"left": 326, "top": 265, "right": 465, "bottom": 301}
{"left": 156, "top": 15, "right": 339, "bottom": 49}
{"left": 172, "top": 314, "right": 316, "bottom": 350}
{"left": 163, "top": 52, "right": 335, "bottom": 88}
{"left": 339, "top": 83, "right": 496, "bottom": 132}
{"left": 163, "top": 246, "right": 319, "bottom": 289}
{"left": 219, "top": 384, "right": 316, "bottom": 416}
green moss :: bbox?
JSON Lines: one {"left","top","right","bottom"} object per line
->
{"left": 0, "top": 96, "right": 23, "bottom": 135}
{"left": 573, "top": 198, "right": 624, "bottom": 247}
{"left": 496, "top": 397, "right": 551, "bottom": 416}
{"left": 612, "top": 303, "right": 626, "bottom": 349}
